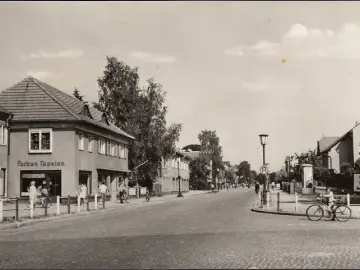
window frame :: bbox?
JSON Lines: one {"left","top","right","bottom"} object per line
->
{"left": 88, "top": 136, "right": 94, "bottom": 153}
{"left": 28, "top": 128, "right": 53, "bottom": 154}
{"left": 119, "top": 144, "right": 126, "bottom": 158}
{"left": 98, "top": 139, "right": 106, "bottom": 155}
{"left": 0, "top": 125, "right": 7, "bottom": 145}
{"left": 78, "top": 132, "right": 84, "bottom": 151}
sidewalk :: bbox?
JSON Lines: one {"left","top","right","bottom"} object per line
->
{"left": 251, "top": 189, "right": 360, "bottom": 219}
{"left": 0, "top": 190, "right": 211, "bottom": 229}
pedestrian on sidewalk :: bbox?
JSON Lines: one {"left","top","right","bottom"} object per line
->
{"left": 28, "top": 181, "right": 37, "bottom": 208}
{"left": 78, "top": 184, "right": 87, "bottom": 206}
{"left": 271, "top": 182, "right": 275, "bottom": 191}
{"left": 99, "top": 182, "right": 107, "bottom": 202}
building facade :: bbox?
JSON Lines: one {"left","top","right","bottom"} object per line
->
{"left": 0, "top": 107, "right": 11, "bottom": 197}
{"left": 0, "top": 77, "right": 134, "bottom": 199}
{"left": 155, "top": 150, "right": 191, "bottom": 194}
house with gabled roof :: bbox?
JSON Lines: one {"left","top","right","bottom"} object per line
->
{"left": 316, "top": 122, "right": 360, "bottom": 173}
{"left": 0, "top": 77, "right": 134, "bottom": 199}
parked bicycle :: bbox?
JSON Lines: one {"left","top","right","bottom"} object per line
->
{"left": 26, "top": 197, "right": 52, "bottom": 209}
{"left": 306, "top": 194, "right": 351, "bottom": 222}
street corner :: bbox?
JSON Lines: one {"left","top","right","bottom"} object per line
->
{"left": 250, "top": 206, "right": 307, "bottom": 218}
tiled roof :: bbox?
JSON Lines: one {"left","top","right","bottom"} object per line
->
{"left": 0, "top": 77, "right": 134, "bottom": 139}
{"left": 0, "top": 105, "right": 11, "bottom": 114}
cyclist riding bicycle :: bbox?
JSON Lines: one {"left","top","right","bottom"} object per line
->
{"left": 41, "top": 186, "right": 49, "bottom": 206}
{"left": 255, "top": 181, "right": 260, "bottom": 194}
{"left": 319, "top": 187, "right": 336, "bottom": 221}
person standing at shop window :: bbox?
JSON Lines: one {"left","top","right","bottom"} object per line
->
{"left": 28, "top": 181, "right": 37, "bottom": 207}
{"left": 78, "top": 184, "right": 87, "bottom": 206}
{"left": 99, "top": 182, "right": 107, "bottom": 202}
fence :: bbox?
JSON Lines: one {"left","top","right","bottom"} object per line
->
{"left": 0, "top": 194, "right": 112, "bottom": 223}
{"left": 256, "top": 189, "right": 354, "bottom": 213}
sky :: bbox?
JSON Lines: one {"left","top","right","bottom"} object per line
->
{"left": 1, "top": 1, "right": 360, "bottom": 172}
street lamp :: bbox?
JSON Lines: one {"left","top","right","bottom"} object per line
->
{"left": 259, "top": 134, "right": 269, "bottom": 206}
{"left": 177, "top": 157, "right": 183, "bottom": 197}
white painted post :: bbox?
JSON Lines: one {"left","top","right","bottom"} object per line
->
{"left": 56, "top": 196, "right": 60, "bottom": 215}
{"left": 295, "top": 192, "right": 298, "bottom": 212}
{"left": 77, "top": 196, "right": 80, "bottom": 213}
{"left": 94, "top": 195, "right": 98, "bottom": 210}
{"left": 266, "top": 192, "right": 270, "bottom": 209}
{"left": 30, "top": 198, "right": 34, "bottom": 219}
{"left": 0, "top": 198, "right": 3, "bottom": 222}
{"left": 347, "top": 193, "right": 350, "bottom": 208}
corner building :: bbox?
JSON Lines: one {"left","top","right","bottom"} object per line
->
{"left": 0, "top": 77, "right": 134, "bottom": 199}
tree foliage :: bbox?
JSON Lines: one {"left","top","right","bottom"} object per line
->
{"left": 236, "top": 161, "right": 251, "bottom": 181}
{"left": 182, "top": 144, "right": 201, "bottom": 152}
{"left": 94, "top": 56, "right": 182, "bottom": 188}
{"left": 73, "top": 87, "right": 85, "bottom": 102}
{"left": 189, "top": 157, "right": 210, "bottom": 188}
{"left": 198, "top": 130, "right": 224, "bottom": 180}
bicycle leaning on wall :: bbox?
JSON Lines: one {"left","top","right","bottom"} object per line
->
{"left": 306, "top": 194, "right": 351, "bottom": 222}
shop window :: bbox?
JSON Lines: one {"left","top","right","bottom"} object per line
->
{"left": 29, "top": 129, "right": 52, "bottom": 153}
{"left": 0, "top": 125, "right": 7, "bottom": 145}
{"left": 78, "top": 133, "right": 84, "bottom": 151}
{"left": 88, "top": 136, "right": 94, "bottom": 152}
{"left": 20, "top": 170, "right": 61, "bottom": 197}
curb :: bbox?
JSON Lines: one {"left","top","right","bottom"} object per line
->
{"left": 0, "top": 191, "right": 211, "bottom": 230}
{"left": 251, "top": 207, "right": 360, "bottom": 219}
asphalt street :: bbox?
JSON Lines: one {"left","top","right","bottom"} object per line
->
{"left": 1, "top": 188, "right": 360, "bottom": 269}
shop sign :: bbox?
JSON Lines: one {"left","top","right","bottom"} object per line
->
{"left": 17, "top": 160, "right": 65, "bottom": 167}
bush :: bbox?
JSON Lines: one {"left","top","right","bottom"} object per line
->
{"left": 190, "top": 179, "right": 209, "bottom": 190}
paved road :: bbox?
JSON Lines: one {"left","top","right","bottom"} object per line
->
{"left": 1, "top": 188, "right": 360, "bottom": 269}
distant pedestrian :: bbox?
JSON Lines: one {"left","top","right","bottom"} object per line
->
{"left": 255, "top": 182, "right": 260, "bottom": 195}
{"left": 271, "top": 182, "right": 275, "bottom": 191}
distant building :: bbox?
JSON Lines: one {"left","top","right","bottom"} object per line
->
{"left": 155, "top": 149, "right": 191, "bottom": 194}
{"left": 0, "top": 77, "right": 134, "bottom": 199}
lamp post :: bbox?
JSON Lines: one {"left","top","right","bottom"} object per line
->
{"left": 177, "top": 157, "right": 183, "bottom": 197}
{"left": 259, "top": 134, "right": 268, "bottom": 189}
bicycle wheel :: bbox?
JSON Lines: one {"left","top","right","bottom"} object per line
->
{"left": 335, "top": 205, "right": 351, "bottom": 222}
{"left": 306, "top": 205, "right": 324, "bottom": 221}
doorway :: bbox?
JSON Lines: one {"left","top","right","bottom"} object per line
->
{"left": 79, "top": 171, "right": 92, "bottom": 195}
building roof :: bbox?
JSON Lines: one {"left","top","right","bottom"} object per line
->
{"left": 317, "top": 136, "right": 340, "bottom": 154}
{"left": 318, "top": 122, "right": 360, "bottom": 154}
{"left": 0, "top": 77, "right": 134, "bottom": 139}
{"left": 180, "top": 150, "right": 200, "bottom": 160}
{"left": 0, "top": 105, "right": 11, "bottom": 115}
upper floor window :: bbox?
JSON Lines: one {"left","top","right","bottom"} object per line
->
{"left": 0, "top": 125, "right": 8, "bottom": 145}
{"left": 88, "top": 136, "right": 94, "bottom": 153}
{"left": 29, "top": 129, "right": 52, "bottom": 153}
{"left": 119, "top": 144, "right": 126, "bottom": 158}
{"left": 98, "top": 139, "right": 106, "bottom": 155}
{"left": 110, "top": 142, "right": 117, "bottom": 156}
{"left": 78, "top": 133, "right": 84, "bottom": 151}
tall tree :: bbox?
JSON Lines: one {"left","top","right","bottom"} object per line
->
{"left": 73, "top": 87, "right": 84, "bottom": 101}
{"left": 94, "top": 56, "right": 182, "bottom": 189}
{"left": 198, "top": 130, "right": 224, "bottom": 181}
{"left": 236, "top": 161, "right": 251, "bottom": 182}
{"left": 189, "top": 156, "right": 211, "bottom": 189}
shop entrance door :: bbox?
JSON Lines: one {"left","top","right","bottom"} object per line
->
{"left": 46, "top": 171, "right": 62, "bottom": 197}
{"left": 79, "top": 171, "right": 92, "bottom": 195}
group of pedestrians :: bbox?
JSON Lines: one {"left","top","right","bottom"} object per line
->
{"left": 27, "top": 181, "right": 49, "bottom": 207}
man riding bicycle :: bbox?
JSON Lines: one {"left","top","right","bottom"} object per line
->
{"left": 255, "top": 181, "right": 260, "bottom": 194}
{"left": 319, "top": 187, "right": 336, "bottom": 221}
{"left": 41, "top": 186, "right": 49, "bottom": 207}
